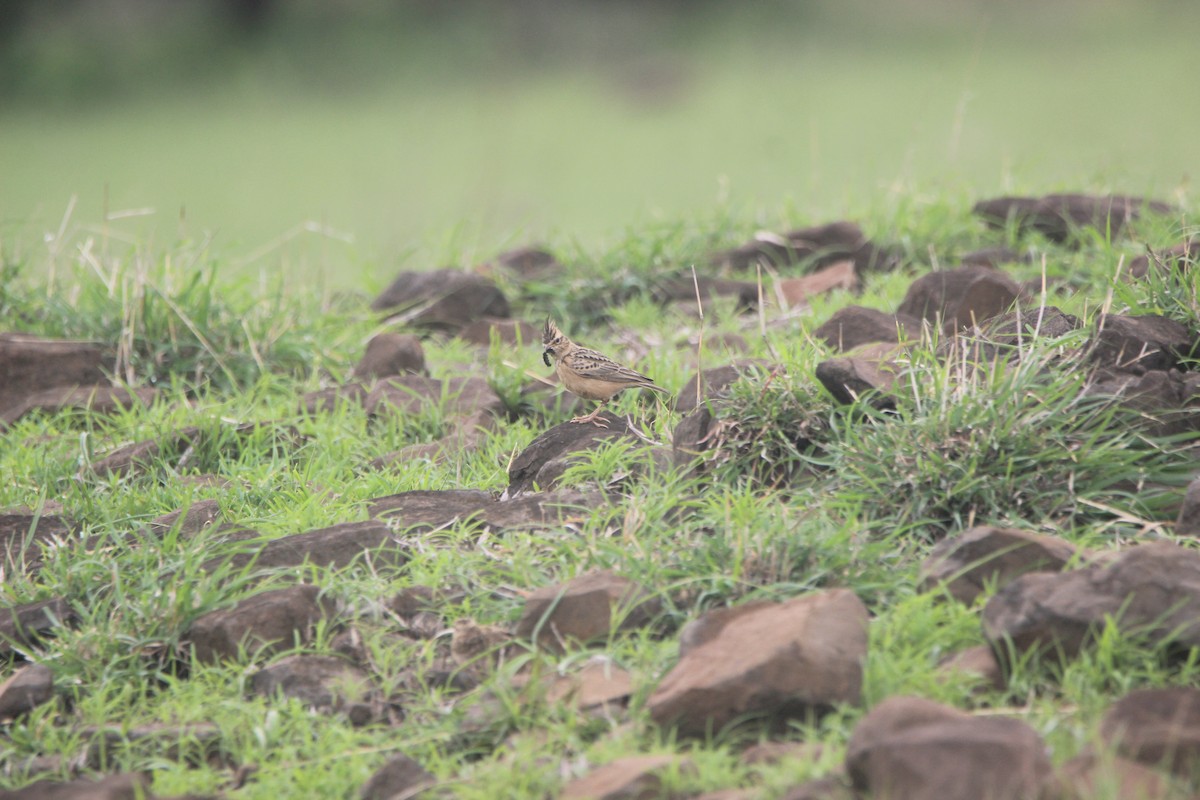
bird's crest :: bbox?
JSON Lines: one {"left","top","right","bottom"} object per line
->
{"left": 542, "top": 317, "right": 565, "bottom": 347}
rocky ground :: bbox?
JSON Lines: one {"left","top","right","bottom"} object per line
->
{"left": 2, "top": 193, "right": 1199, "bottom": 799}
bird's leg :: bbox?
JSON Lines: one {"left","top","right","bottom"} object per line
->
{"left": 570, "top": 402, "right": 609, "bottom": 427}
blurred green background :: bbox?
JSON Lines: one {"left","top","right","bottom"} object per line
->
{"left": 1, "top": 0, "right": 1197, "bottom": 282}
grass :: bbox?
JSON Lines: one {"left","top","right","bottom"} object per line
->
{"left": 1, "top": 193, "right": 1198, "bottom": 797}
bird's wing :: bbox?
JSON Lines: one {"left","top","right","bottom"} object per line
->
{"left": 571, "top": 348, "right": 663, "bottom": 387}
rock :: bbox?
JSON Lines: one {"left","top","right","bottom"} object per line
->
{"left": 780, "top": 777, "right": 855, "bottom": 800}
{"left": 982, "top": 541, "right": 1200, "bottom": 661}
{"left": 1129, "top": 239, "right": 1200, "bottom": 280}
{"left": 935, "top": 645, "right": 1005, "bottom": 692}
{"left": 370, "top": 268, "right": 509, "bottom": 330}
{"left": 0, "top": 597, "right": 76, "bottom": 658}
{"left": 959, "top": 247, "right": 1026, "bottom": 268}
{"left": 370, "top": 410, "right": 497, "bottom": 469}
{"left": 919, "top": 525, "right": 1079, "bottom": 604}
{"left": 973, "top": 193, "right": 1173, "bottom": 243}
{"left": 671, "top": 405, "right": 718, "bottom": 474}
{"left": 813, "top": 306, "right": 922, "bottom": 352}
{"left": 300, "top": 382, "right": 371, "bottom": 415}
{"left": 515, "top": 571, "right": 661, "bottom": 652}
{"left": 711, "top": 221, "right": 886, "bottom": 274}
{"left": 1084, "top": 368, "right": 1200, "bottom": 438}
{"left": 80, "top": 722, "right": 224, "bottom": 770}
{"left": 187, "top": 584, "right": 337, "bottom": 664}
{"left": 457, "top": 317, "right": 540, "bottom": 347}
{"left": 896, "top": 266, "right": 1021, "bottom": 333}
{"left": 775, "top": 260, "right": 859, "bottom": 309}
{"left": 740, "top": 741, "right": 826, "bottom": 766}
{"left": 449, "top": 618, "right": 512, "bottom": 671}
{"left": 215, "top": 519, "right": 408, "bottom": 574}
{"left": 648, "top": 589, "right": 868, "bottom": 738}
{"left": 1, "top": 773, "right": 156, "bottom": 800}
{"left": 505, "top": 413, "right": 646, "bottom": 496}
{"left": 1176, "top": 476, "right": 1200, "bottom": 537}
{"left": 84, "top": 422, "right": 302, "bottom": 479}
{"left": 1100, "top": 687, "right": 1200, "bottom": 778}
{"left": 360, "top": 754, "right": 435, "bottom": 800}
{"left": 3, "top": 385, "right": 159, "bottom": 427}
{"left": 1, "top": 504, "right": 74, "bottom": 575}
{"left": 1055, "top": 749, "right": 1172, "bottom": 800}
{"left": 845, "top": 695, "right": 1053, "bottom": 800}
{"left": 560, "top": 755, "right": 692, "bottom": 800}
{"left": 145, "top": 499, "right": 222, "bottom": 539}
{"left": 485, "top": 245, "right": 561, "bottom": 280}
{"left": 814, "top": 341, "right": 900, "bottom": 407}
{"left": 368, "top": 488, "right": 598, "bottom": 534}
{"left": 545, "top": 658, "right": 634, "bottom": 714}
{"left": 249, "top": 654, "right": 371, "bottom": 711}
{"left": 365, "top": 375, "right": 505, "bottom": 420}
{"left": 674, "top": 360, "right": 775, "bottom": 415}
{"left": 0, "top": 333, "right": 111, "bottom": 424}
{"left": 947, "top": 305, "right": 1083, "bottom": 362}
{"left": 352, "top": 333, "right": 426, "bottom": 379}
{"left": 0, "top": 663, "right": 54, "bottom": 720}
{"left": 1091, "top": 313, "right": 1197, "bottom": 373}
{"left": 654, "top": 276, "right": 759, "bottom": 311}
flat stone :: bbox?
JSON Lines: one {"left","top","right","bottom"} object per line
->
{"left": 814, "top": 341, "right": 900, "bottom": 407}
{"left": 1100, "top": 686, "right": 1200, "bottom": 778}
{"left": 0, "top": 597, "right": 76, "bottom": 658}
{"left": 368, "top": 488, "right": 597, "bottom": 534}
{"left": 0, "top": 663, "right": 54, "bottom": 720}
{"left": 353, "top": 333, "right": 426, "bottom": 379}
{"left": 813, "top": 306, "right": 922, "bottom": 352}
{"left": 919, "top": 525, "right": 1079, "bottom": 604}
{"left": 359, "top": 754, "right": 435, "bottom": 800}
{"left": 560, "top": 755, "right": 693, "bottom": 800}
{"left": 249, "top": 654, "right": 371, "bottom": 711}
{"left": 187, "top": 584, "right": 337, "bottom": 665}
{"left": 897, "top": 266, "right": 1021, "bottom": 333}
{"left": 515, "top": 571, "right": 661, "bottom": 652}
{"left": 370, "top": 268, "right": 509, "bottom": 331}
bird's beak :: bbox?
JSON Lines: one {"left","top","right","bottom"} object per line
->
{"left": 542, "top": 349, "right": 553, "bottom": 367}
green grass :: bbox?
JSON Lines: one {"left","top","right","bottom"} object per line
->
{"left": 1, "top": 193, "right": 1198, "bottom": 797}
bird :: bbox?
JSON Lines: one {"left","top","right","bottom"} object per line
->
{"left": 542, "top": 318, "right": 670, "bottom": 426}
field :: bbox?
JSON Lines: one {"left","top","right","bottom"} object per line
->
{"left": 2, "top": 3, "right": 1200, "bottom": 799}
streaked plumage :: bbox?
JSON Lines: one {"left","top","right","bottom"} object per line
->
{"left": 542, "top": 318, "right": 669, "bottom": 425}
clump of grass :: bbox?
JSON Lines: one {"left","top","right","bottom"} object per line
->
{"left": 823, "top": 340, "right": 1191, "bottom": 538}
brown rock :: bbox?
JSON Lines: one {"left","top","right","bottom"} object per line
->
{"left": 146, "top": 499, "right": 222, "bottom": 539}
{"left": 486, "top": 245, "right": 561, "bottom": 280}
{"left": 775, "top": 260, "right": 858, "bottom": 308}
{"left": 212, "top": 519, "right": 407, "bottom": 574}
{"left": 845, "top": 695, "right": 1053, "bottom": 800}
{"left": 353, "top": 333, "right": 426, "bottom": 379}
{"left": 959, "top": 246, "right": 1026, "bottom": 268}
{"left": 1, "top": 505, "right": 73, "bottom": 575}
{"left": 457, "top": 317, "right": 540, "bottom": 347}
{"left": 545, "top": 658, "right": 634, "bottom": 713}
{"left": 813, "top": 306, "right": 922, "bottom": 352}
{"left": 1086, "top": 369, "right": 1200, "bottom": 438}
{"left": 187, "top": 584, "right": 337, "bottom": 664}
{"left": 2, "top": 772, "right": 155, "bottom": 800}
{"left": 1091, "top": 313, "right": 1197, "bottom": 373}
{"left": 0, "top": 663, "right": 54, "bottom": 720}
{"left": 655, "top": 276, "right": 759, "bottom": 311}
{"left": 1129, "top": 239, "right": 1200, "bottom": 280}
{"left": 1100, "top": 687, "right": 1200, "bottom": 778}
{"left": 3, "top": 385, "right": 158, "bottom": 427}
{"left": 1176, "top": 476, "right": 1200, "bottom": 537}
{"left": 560, "top": 755, "right": 692, "bottom": 800}
{"left": 674, "top": 360, "right": 775, "bottom": 414}
{"left": 711, "top": 221, "right": 886, "bottom": 274}
{"left": 370, "top": 268, "right": 509, "bottom": 330}
{"left": 371, "top": 410, "right": 497, "bottom": 469}
{"left": 80, "top": 722, "right": 224, "bottom": 770}
{"left": 365, "top": 374, "right": 505, "bottom": 421}
{"left": 360, "top": 754, "right": 435, "bottom": 800}
{"left": 369, "top": 487, "right": 597, "bottom": 534}
{"left": 671, "top": 405, "right": 717, "bottom": 472}
{"left": 505, "top": 413, "right": 646, "bottom": 496}
{"left": 919, "top": 525, "right": 1079, "bottom": 604}
{"left": 897, "top": 266, "right": 1021, "bottom": 332}
{"left": 249, "top": 654, "right": 371, "bottom": 711}
{"left": 0, "top": 333, "right": 112, "bottom": 424}
{"left": 814, "top": 342, "right": 900, "bottom": 407}
{"left": 1056, "top": 749, "right": 1172, "bottom": 800}
{"left": 0, "top": 597, "right": 76, "bottom": 658}
{"left": 973, "top": 193, "right": 1173, "bottom": 243}
{"left": 780, "top": 777, "right": 855, "bottom": 800}
{"left": 948, "top": 305, "right": 1083, "bottom": 362}
{"left": 740, "top": 741, "right": 826, "bottom": 767}
{"left": 648, "top": 589, "right": 868, "bottom": 738}
{"left": 982, "top": 541, "right": 1200, "bottom": 661}
{"left": 515, "top": 571, "right": 661, "bottom": 652}
{"left": 300, "top": 382, "right": 371, "bottom": 415}
{"left": 936, "top": 645, "right": 1005, "bottom": 692}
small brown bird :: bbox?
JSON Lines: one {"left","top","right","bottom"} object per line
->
{"left": 542, "top": 318, "right": 669, "bottom": 425}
